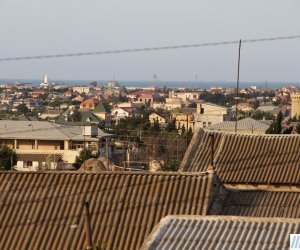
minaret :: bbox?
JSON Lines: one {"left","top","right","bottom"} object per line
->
{"left": 43, "top": 74, "right": 49, "bottom": 84}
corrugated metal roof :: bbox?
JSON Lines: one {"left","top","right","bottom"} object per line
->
{"left": 0, "top": 171, "right": 216, "bottom": 250}
{"left": 180, "top": 129, "right": 300, "bottom": 184}
{"left": 141, "top": 216, "right": 300, "bottom": 250}
{"left": 218, "top": 190, "right": 300, "bottom": 218}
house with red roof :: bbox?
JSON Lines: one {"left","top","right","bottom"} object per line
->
{"left": 80, "top": 98, "right": 100, "bottom": 110}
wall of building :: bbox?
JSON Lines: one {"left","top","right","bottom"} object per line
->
{"left": 194, "top": 114, "right": 225, "bottom": 129}
{"left": 291, "top": 93, "right": 300, "bottom": 118}
{"left": 38, "top": 141, "right": 62, "bottom": 150}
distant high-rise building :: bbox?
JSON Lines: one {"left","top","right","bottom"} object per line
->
{"left": 291, "top": 92, "right": 300, "bottom": 118}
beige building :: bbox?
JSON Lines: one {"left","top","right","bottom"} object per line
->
{"left": 165, "top": 98, "right": 183, "bottom": 110}
{"left": 0, "top": 121, "right": 110, "bottom": 171}
{"left": 170, "top": 91, "right": 200, "bottom": 101}
{"left": 174, "top": 113, "right": 194, "bottom": 132}
{"left": 72, "top": 86, "right": 91, "bottom": 94}
{"left": 291, "top": 92, "right": 300, "bottom": 118}
{"left": 149, "top": 113, "right": 170, "bottom": 126}
{"left": 194, "top": 102, "right": 229, "bottom": 129}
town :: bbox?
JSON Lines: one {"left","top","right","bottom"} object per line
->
{"left": 1, "top": 0, "right": 300, "bottom": 248}
{"left": 0, "top": 75, "right": 298, "bottom": 172}
{"left": 0, "top": 73, "right": 299, "bottom": 249}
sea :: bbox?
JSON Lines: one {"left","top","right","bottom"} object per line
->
{"left": 0, "top": 78, "right": 299, "bottom": 89}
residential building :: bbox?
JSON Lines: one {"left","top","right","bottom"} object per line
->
{"left": 170, "top": 91, "right": 200, "bottom": 101}
{"left": 149, "top": 113, "right": 170, "bottom": 126}
{"left": 73, "top": 86, "right": 91, "bottom": 94}
{"left": 39, "top": 110, "right": 63, "bottom": 120}
{"left": 234, "top": 102, "right": 253, "bottom": 112}
{"left": 30, "top": 89, "right": 46, "bottom": 98}
{"left": 0, "top": 120, "right": 109, "bottom": 170}
{"left": 93, "top": 102, "right": 111, "bottom": 122}
{"left": 80, "top": 98, "right": 100, "bottom": 110}
{"left": 165, "top": 98, "right": 183, "bottom": 110}
{"left": 173, "top": 113, "right": 194, "bottom": 131}
{"left": 111, "top": 107, "right": 138, "bottom": 123}
{"left": 194, "top": 102, "right": 229, "bottom": 129}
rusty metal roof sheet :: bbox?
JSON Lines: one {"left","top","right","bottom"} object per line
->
{"left": 141, "top": 216, "right": 300, "bottom": 250}
{"left": 0, "top": 171, "right": 216, "bottom": 250}
{"left": 218, "top": 190, "right": 300, "bottom": 218}
{"left": 180, "top": 129, "right": 300, "bottom": 184}
{"left": 18, "top": 153, "right": 63, "bottom": 162}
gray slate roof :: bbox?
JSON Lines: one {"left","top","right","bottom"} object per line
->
{"left": 208, "top": 117, "right": 269, "bottom": 131}
{"left": 0, "top": 120, "right": 110, "bottom": 141}
{"left": 142, "top": 216, "right": 300, "bottom": 250}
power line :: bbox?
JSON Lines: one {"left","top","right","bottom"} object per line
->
{"left": 0, "top": 35, "right": 300, "bottom": 62}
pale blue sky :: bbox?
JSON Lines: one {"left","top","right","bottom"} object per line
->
{"left": 0, "top": 0, "right": 299, "bottom": 82}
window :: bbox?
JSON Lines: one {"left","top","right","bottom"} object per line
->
{"left": 203, "top": 122, "right": 206, "bottom": 128}
{"left": 25, "top": 161, "right": 33, "bottom": 168}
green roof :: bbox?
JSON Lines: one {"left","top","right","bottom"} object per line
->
{"left": 56, "top": 110, "right": 102, "bottom": 125}
{"left": 94, "top": 102, "right": 107, "bottom": 113}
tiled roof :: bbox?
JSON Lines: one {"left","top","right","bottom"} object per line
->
{"left": 180, "top": 129, "right": 300, "bottom": 184}
{"left": 80, "top": 98, "right": 100, "bottom": 106}
{"left": 213, "top": 190, "right": 300, "bottom": 218}
{"left": 141, "top": 216, "right": 300, "bottom": 250}
{"left": 0, "top": 171, "right": 217, "bottom": 250}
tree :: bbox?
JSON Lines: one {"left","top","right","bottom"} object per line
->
{"left": 69, "top": 110, "right": 82, "bottom": 122}
{"left": 151, "top": 118, "right": 161, "bottom": 132}
{"left": 73, "top": 149, "right": 94, "bottom": 169}
{"left": 181, "top": 124, "right": 186, "bottom": 134}
{"left": 274, "top": 112, "right": 283, "bottom": 134}
{"left": 37, "top": 154, "right": 53, "bottom": 171}
{"left": 17, "top": 103, "right": 29, "bottom": 114}
{"left": 165, "top": 118, "right": 177, "bottom": 132}
{"left": 50, "top": 97, "right": 61, "bottom": 107}
{"left": 265, "top": 111, "right": 283, "bottom": 134}
{"left": 0, "top": 146, "right": 18, "bottom": 170}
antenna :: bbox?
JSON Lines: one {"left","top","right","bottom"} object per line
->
{"left": 235, "top": 39, "right": 242, "bottom": 134}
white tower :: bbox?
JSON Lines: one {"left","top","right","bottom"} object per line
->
{"left": 43, "top": 74, "right": 49, "bottom": 84}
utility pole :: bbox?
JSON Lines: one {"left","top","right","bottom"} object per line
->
{"left": 210, "top": 133, "right": 215, "bottom": 168}
{"left": 106, "top": 137, "right": 109, "bottom": 170}
{"left": 186, "top": 114, "right": 189, "bottom": 149}
{"left": 84, "top": 202, "right": 93, "bottom": 250}
{"left": 83, "top": 123, "right": 86, "bottom": 169}
{"left": 235, "top": 39, "right": 242, "bottom": 134}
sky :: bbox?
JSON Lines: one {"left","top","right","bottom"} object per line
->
{"left": 0, "top": 0, "right": 299, "bottom": 83}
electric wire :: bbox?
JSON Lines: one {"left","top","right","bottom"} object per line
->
{"left": 0, "top": 35, "right": 299, "bottom": 62}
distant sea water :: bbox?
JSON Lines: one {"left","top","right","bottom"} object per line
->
{"left": 0, "top": 78, "right": 299, "bottom": 89}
